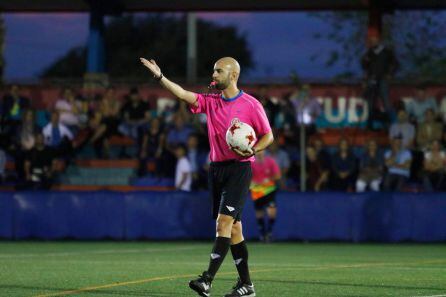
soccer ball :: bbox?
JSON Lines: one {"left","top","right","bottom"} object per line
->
{"left": 226, "top": 118, "right": 257, "bottom": 152}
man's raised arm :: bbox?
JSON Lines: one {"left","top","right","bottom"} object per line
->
{"left": 140, "top": 58, "right": 198, "bottom": 107}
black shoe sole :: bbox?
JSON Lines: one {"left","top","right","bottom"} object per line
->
{"left": 189, "top": 282, "right": 210, "bottom": 297}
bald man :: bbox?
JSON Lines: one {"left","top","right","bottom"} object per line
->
{"left": 140, "top": 57, "right": 273, "bottom": 297}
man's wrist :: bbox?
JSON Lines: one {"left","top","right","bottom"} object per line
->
{"left": 154, "top": 72, "right": 163, "bottom": 82}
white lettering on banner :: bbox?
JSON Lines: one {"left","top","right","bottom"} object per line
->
{"left": 317, "top": 97, "right": 369, "bottom": 124}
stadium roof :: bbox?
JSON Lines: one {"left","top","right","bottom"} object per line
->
{"left": 1, "top": 0, "right": 446, "bottom": 13}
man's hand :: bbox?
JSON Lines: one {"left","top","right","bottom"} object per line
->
{"left": 231, "top": 147, "right": 254, "bottom": 157}
{"left": 140, "top": 58, "right": 162, "bottom": 78}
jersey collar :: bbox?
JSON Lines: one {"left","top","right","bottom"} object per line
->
{"left": 222, "top": 90, "right": 243, "bottom": 102}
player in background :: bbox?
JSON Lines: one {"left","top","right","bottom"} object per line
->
{"left": 250, "top": 149, "right": 281, "bottom": 242}
{"left": 140, "top": 56, "right": 273, "bottom": 297}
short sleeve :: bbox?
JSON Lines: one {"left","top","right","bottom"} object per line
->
{"left": 252, "top": 101, "right": 272, "bottom": 136}
{"left": 189, "top": 93, "right": 206, "bottom": 114}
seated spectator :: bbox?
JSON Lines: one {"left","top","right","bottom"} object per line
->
{"left": 23, "top": 132, "right": 54, "bottom": 190}
{"left": 405, "top": 85, "right": 437, "bottom": 124}
{"left": 42, "top": 111, "right": 74, "bottom": 159}
{"left": 356, "top": 139, "right": 384, "bottom": 192}
{"left": 305, "top": 145, "right": 329, "bottom": 192}
{"left": 389, "top": 109, "right": 415, "bottom": 149}
{"left": 174, "top": 144, "right": 192, "bottom": 191}
{"left": 422, "top": 140, "right": 446, "bottom": 192}
{"left": 119, "top": 87, "right": 151, "bottom": 140}
{"left": 1, "top": 85, "right": 30, "bottom": 145}
{"left": 383, "top": 136, "right": 412, "bottom": 191}
{"left": 330, "top": 138, "right": 357, "bottom": 191}
{"left": 9, "top": 110, "right": 40, "bottom": 181}
{"left": 166, "top": 113, "right": 195, "bottom": 148}
{"left": 267, "top": 141, "right": 290, "bottom": 189}
{"left": 416, "top": 109, "right": 443, "bottom": 151}
{"left": 186, "top": 133, "right": 208, "bottom": 190}
{"left": 55, "top": 88, "right": 82, "bottom": 129}
{"left": 138, "top": 117, "right": 173, "bottom": 178}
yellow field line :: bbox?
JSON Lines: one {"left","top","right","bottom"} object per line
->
{"left": 32, "top": 259, "right": 446, "bottom": 297}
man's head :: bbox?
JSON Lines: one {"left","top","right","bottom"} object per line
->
{"left": 212, "top": 57, "right": 241, "bottom": 91}
{"left": 187, "top": 134, "right": 199, "bottom": 149}
{"left": 366, "top": 139, "right": 378, "bottom": 152}
{"left": 391, "top": 136, "right": 402, "bottom": 151}
{"left": 51, "top": 111, "right": 60, "bottom": 125}
{"left": 338, "top": 138, "right": 349, "bottom": 152}
{"left": 397, "top": 109, "right": 408, "bottom": 123}
{"left": 35, "top": 132, "right": 45, "bottom": 148}
{"left": 174, "top": 144, "right": 187, "bottom": 159}
{"left": 129, "top": 87, "right": 140, "bottom": 102}
{"left": 306, "top": 145, "right": 317, "bottom": 162}
{"left": 416, "top": 85, "right": 427, "bottom": 101}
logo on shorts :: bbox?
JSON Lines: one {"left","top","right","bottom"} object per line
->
{"left": 226, "top": 205, "right": 235, "bottom": 212}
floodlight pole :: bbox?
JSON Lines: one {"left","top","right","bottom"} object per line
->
{"left": 187, "top": 13, "right": 197, "bottom": 84}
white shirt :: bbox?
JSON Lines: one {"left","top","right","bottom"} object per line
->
{"left": 42, "top": 123, "right": 74, "bottom": 146}
{"left": 55, "top": 99, "right": 80, "bottom": 126}
{"left": 175, "top": 157, "right": 192, "bottom": 191}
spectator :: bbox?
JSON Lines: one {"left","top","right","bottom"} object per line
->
{"left": 1, "top": 85, "right": 30, "bottom": 144}
{"left": 289, "top": 84, "right": 321, "bottom": 138}
{"left": 174, "top": 144, "right": 192, "bottom": 191}
{"left": 23, "top": 132, "right": 54, "bottom": 190}
{"left": 356, "top": 139, "right": 384, "bottom": 192}
{"left": 166, "top": 113, "right": 194, "bottom": 148}
{"left": 361, "top": 34, "right": 398, "bottom": 125}
{"left": 267, "top": 141, "right": 290, "bottom": 189}
{"left": 422, "top": 140, "right": 445, "bottom": 192}
{"left": 313, "top": 137, "right": 331, "bottom": 170}
{"left": 330, "top": 138, "right": 357, "bottom": 191}
{"left": 55, "top": 88, "right": 82, "bottom": 129}
{"left": 305, "top": 145, "right": 329, "bottom": 191}
{"left": 42, "top": 111, "right": 74, "bottom": 159}
{"left": 383, "top": 136, "right": 412, "bottom": 191}
{"left": 250, "top": 150, "right": 281, "bottom": 242}
{"left": 389, "top": 109, "right": 415, "bottom": 149}
{"left": 119, "top": 87, "right": 151, "bottom": 140}
{"left": 186, "top": 133, "right": 208, "bottom": 190}
{"left": 0, "top": 147, "right": 5, "bottom": 184}
{"left": 416, "top": 109, "right": 443, "bottom": 151}
{"left": 405, "top": 85, "right": 438, "bottom": 124}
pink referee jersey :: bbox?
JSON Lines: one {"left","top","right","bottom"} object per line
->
{"left": 190, "top": 90, "right": 272, "bottom": 162}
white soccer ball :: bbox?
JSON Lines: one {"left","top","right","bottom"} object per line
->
{"left": 226, "top": 118, "right": 257, "bottom": 152}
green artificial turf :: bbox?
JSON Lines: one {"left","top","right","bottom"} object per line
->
{"left": 0, "top": 242, "right": 445, "bottom": 297}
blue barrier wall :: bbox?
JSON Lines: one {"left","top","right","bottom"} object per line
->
{"left": 1, "top": 191, "right": 445, "bottom": 242}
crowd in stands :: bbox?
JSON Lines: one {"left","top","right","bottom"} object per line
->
{"left": 1, "top": 82, "right": 446, "bottom": 193}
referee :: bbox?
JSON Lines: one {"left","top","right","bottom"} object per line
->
{"left": 140, "top": 57, "right": 273, "bottom": 297}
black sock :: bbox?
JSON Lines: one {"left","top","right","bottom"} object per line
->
{"left": 230, "top": 241, "right": 252, "bottom": 285}
{"left": 268, "top": 217, "right": 276, "bottom": 233}
{"left": 207, "top": 237, "right": 231, "bottom": 279}
{"left": 257, "top": 217, "right": 265, "bottom": 236}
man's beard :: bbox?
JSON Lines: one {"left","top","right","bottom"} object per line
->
{"left": 215, "top": 80, "right": 229, "bottom": 90}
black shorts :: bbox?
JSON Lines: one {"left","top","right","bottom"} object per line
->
{"left": 253, "top": 191, "right": 277, "bottom": 210}
{"left": 209, "top": 160, "right": 252, "bottom": 221}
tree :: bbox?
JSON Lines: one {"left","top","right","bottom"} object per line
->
{"left": 41, "top": 14, "right": 253, "bottom": 80}
{"left": 310, "top": 11, "right": 446, "bottom": 82}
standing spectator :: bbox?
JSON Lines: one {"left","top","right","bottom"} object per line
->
{"left": 361, "top": 34, "right": 399, "bottom": 125}
{"left": 356, "top": 139, "right": 384, "bottom": 192}
{"left": 330, "top": 138, "right": 357, "bottom": 191}
{"left": 422, "top": 140, "right": 445, "bottom": 192}
{"left": 55, "top": 88, "right": 82, "bottom": 129}
{"left": 23, "top": 133, "right": 54, "bottom": 190}
{"left": 250, "top": 150, "right": 281, "bottom": 242}
{"left": 416, "top": 109, "right": 443, "bottom": 151}
{"left": 383, "top": 136, "right": 412, "bottom": 191}
{"left": 1, "top": 85, "right": 30, "bottom": 144}
{"left": 389, "top": 110, "right": 415, "bottom": 149}
{"left": 174, "top": 144, "right": 192, "bottom": 191}
{"left": 289, "top": 84, "right": 321, "bottom": 139}
{"left": 305, "top": 145, "right": 329, "bottom": 191}
{"left": 405, "top": 85, "right": 438, "bottom": 124}
{"left": 267, "top": 141, "right": 290, "bottom": 189}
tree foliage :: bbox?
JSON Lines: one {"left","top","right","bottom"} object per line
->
{"left": 310, "top": 11, "right": 446, "bottom": 82}
{"left": 42, "top": 14, "right": 253, "bottom": 79}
